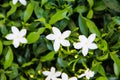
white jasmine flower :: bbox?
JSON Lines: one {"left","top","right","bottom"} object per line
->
{"left": 78, "top": 69, "right": 94, "bottom": 80}
{"left": 12, "top": 0, "right": 27, "bottom": 6}
{"left": 60, "top": 73, "right": 77, "bottom": 80}
{"left": 73, "top": 34, "right": 97, "bottom": 56}
{"left": 42, "top": 67, "right": 61, "bottom": 80}
{"left": 46, "top": 27, "right": 71, "bottom": 52}
{"left": 5, "top": 26, "right": 27, "bottom": 48}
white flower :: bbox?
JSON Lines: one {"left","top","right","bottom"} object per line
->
{"left": 12, "top": 0, "right": 27, "bottom": 6}
{"left": 78, "top": 69, "right": 95, "bottom": 80}
{"left": 73, "top": 34, "right": 97, "bottom": 56}
{"left": 42, "top": 67, "right": 61, "bottom": 80}
{"left": 60, "top": 73, "right": 77, "bottom": 80}
{"left": 5, "top": 26, "right": 27, "bottom": 48}
{"left": 46, "top": 27, "right": 71, "bottom": 52}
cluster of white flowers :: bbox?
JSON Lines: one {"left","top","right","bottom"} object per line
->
{"left": 46, "top": 27, "right": 97, "bottom": 56}
{"left": 12, "top": 0, "right": 27, "bottom": 6}
{"left": 43, "top": 67, "right": 94, "bottom": 80}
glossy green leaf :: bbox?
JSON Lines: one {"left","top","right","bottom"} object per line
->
{"left": 49, "top": 7, "right": 70, "bottom": 24}
{"left": 98, "top": 39, "right": 108, "bottom": 51}
{"left": 87, "top": 0, "right": 94, "bottom": 8}
{"left": 4, "top": 46, "right": 13, "bottom": 69}
{"left": 83, "top": 17, "right": 101, "bottom": 37}
{"left": 37, "top": 27, "right": 45, "bottom": 35}
{"left": 97, "top": 53, "right": 108, "bottom": 61}
{"left": 0, "top": 40, "right": 3, "bottom": 55}
{"left": 23, "top": 2, "right": 34, "bottom": 22}
{"left": 41, "top": 0, "right": 48, "bottom": 7}
{"left": 57, "top": 57, "right": 68, "bottom": 68}
{"left": 74, "top": 6, "right": 88, "bottom": 14}
{"left": 87, "top": 9, "right": 93, "bottom": 19}
{"left": 40, "top": 51, "right": 55, "bottom": 62}
{"left": 27, "top": 32, "right": 40, "bottom": 44}
{"left": 78, "top": 14, "right": 88, "bottom": 36}
{"left": 7, "top": 1, "right": 17, "bottom": 17}
{"left": 96, "top": 76, "right": 108, "bottom": 80}
{"left": 0, "top": 74, "right": 7, "bottom": 80}
{"left": 113, "top": 62, "right": 119, "bottom": 77}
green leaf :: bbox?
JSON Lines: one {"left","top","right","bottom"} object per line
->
{"left": 0, "top": 40, "right": 3, "bottom": 55}
{"left": 96, "top": 53, "right": 108, "bottom": 61}
{"left": 83, "top": 17, "right": 101, "bottom": 37}
{"left": 4, "top": 46, "right": 13, "bottom": 69}
{"left": 0, "top": 74, "right": 7, "bottom": 80}
{"left": 74, "top": 6, "right": 88, "bottom": 14}
{"left": 23, "top": 2, "right": 34, "bottom": 22}
{"left": 113, "top": 62, "right": 119, "bottom": 77}
{"left": 98, "top": 39, "right": 108, "bottom": 51}
{"left": 41, "top": 0, "right": 48, "bottom": 7}
{"left": 87, "top": 0, "right": 94, "bottom": 8}
{"left": 96, "top": 76, "right": 108, "bottom": 80}
{"left": 110, "top": 53, "right": 120, "bottom": 74}
{"left": 78, "top": 14, "right": 88, "bottom": 36}
{"left": 49, "top": 7, "right": 70, "bottom": 24}
{"left": 40, "top": 51, "right": 55, "bottom": 62}
{"left": 27, "top": 32, "right": 40, "bottom": 44}
{"left": 87, "top": 9, "right": 93, "bottom": 19}
{"left": 57, "top": 57, "right": 68, "bottom": 68}
{"left": 37, "top": 27, "right": 45, "bottom": 35}
{"left": 7, "top": 1, "right": 17, "bottom": 17}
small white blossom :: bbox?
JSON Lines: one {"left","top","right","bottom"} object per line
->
{"left": 12, "top": 0, "right": 27, "bottom": 6}
{"left": 59, "top": 73, "right": 77, "bottom": 80}
{"left": 42, "top": 67, "right": 61, "bottom": 80}
{"left": 73, "top": 34, "right": 97, "bottom": 56}
{"left": 5, "top": 26, "right": 27, "bottom": 48}
{"left": 46, "top": 27, "right": 71, "bottom": 52}
{"left": 78, "top": 69, "right": 95, "bottom": 80}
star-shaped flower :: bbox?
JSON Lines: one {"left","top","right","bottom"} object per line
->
{"left": 73, "top": 34, "right": 97, "bottom": 56}
{"left": 78, "top": 69, "right": 94, "bottom": 80}
{"left": 42, "top": 67, "right": 61, "bottom": 80}
{"left": 46, "top": 27, "right": 71, "bottom": 52}
{"left": 60, "top": 73, "right": 77, "bottom": 80}
{"left": 12, "top": 0, "right": 27, "bottom": 6}
{"left": 5, "top": 26, "right": 27, "bottom": 48}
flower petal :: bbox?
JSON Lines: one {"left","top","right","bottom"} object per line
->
{"left": 73, "top": 42, "right": 82, "bottom": 49}
{"left": 45, "top": 76, "right": 51, "bottom": 80}
{"left": 42, "top": 71, "right": 50, "bottom": 76}
{"left": 79, "top": 35, "right": 87, "bottom": 42}
{"left": 46, "top": 34, "right": 55, "bottom": 40}
{"left": 6, "top": 34, "right": 15, "bottom": 40}
{"left": 62, "top": 30, "right": 71, "bottom": 39}
{"left": 19, "top": 38, "right": 27, "bottom": 43}
{"left": 11, "top": 26, "right": 19, "bottom": 35}
{"left": 20, "top": 29, "right": 27, "bottom": 37}
{"left": 53, "top": 40, "right": 60, "bottom": 51}
{"left": 82, "top": 46, "right": 88, "bottom": 56}
{"left": 61, "top": 73, "right": 68, "bottom": 80}
{"left": 78, "top": 73, "right": 85, "bottom": 78}
{"left": 54, "top": 71, "right": 61, "bottom": 77}
{"left": 12, "top": 0, "right": 18, "bottom": 4}
{"left": 51, "top": 67, "right": 55, "bottom": 73}
{"left": 88, "top": 34, "right": 96, "bottom": 43}
{"left": 13, "top": 39, "right": 20, "bottom": 48}
{"left": 60, "top": 39, "right": 70, "bottom": 47}
{"left": 69, "top": 77, "right": 77, "bottom": 80}
{"left": 19, "top": 0, "right": 27, "bottom": 6}
{"left": 88, "top": 43, "right": 97, "bottom": 49}
{"left": 52, "top": 27, "right": 61, "bottom": 36}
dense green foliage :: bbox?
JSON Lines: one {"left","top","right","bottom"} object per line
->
{"left": 0, "top": 0, "right": 120, "bottom": 79}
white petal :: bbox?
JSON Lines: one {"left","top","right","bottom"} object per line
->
{"left": 13, "top": 39, "right": 20, "bottom": 48}
{"left": 45, "top": 77, "right": 51, "bottom": 80}
{"left": 79, "top": 35, "right": 87, "bottom": 42}
{"left": 73, "top": 42, "right": 82, "bottom": 49}
{"left": 19, "top": 38, "right": 27, "bottom": 43}
{"left": 42, "top": 71, "right": 50, "bottom": 76}
{"left": 46, "top": 34, "right": 55, "bottom": 40}
{"left": 62, "top": 30, "right": 71, "bottom": 39}
{"left": 20, "top": 29, "right": 27, "bottom": 37}
{"left": 61, "top": 73, "right": 68, "bottom": 80}
{"left": 54, "top": 40, "right": 60, "bottom": 51}
{"left": 88, "top": 34, "right": 96, "bottom": 43}
{"left": 51, "top": 67, "right": 55, "bottom": 73}
{"left": 12, "top": 0, "right": 18, "bottom": 4}
{"left": 78, "top": 73, "right": 85, "bottom": 78}
{"left": 19, "top": 0, "right": 27, "bottom": 6}
{"left": 69, "top": 77, "right": 77, "bottom": 80}
{"left": 11, "top": 26, "right": 19, "bottom": 34}
{"left": 6, "top": 34, "right": 15, "bottom": 40}
{"left": 88, "top": 43, "right": 97, "bottom": 49}
{"left": 52, "top": 27, "right": 61, "bottom": 37}
{"left": 54, "top": 72, "right": 61, "bottom": 77}
{"left": 60, "top": 40, "right": 70, "bottom": 47}
{"left": 82, "top": 47, "right": 88, "bottom": 56}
